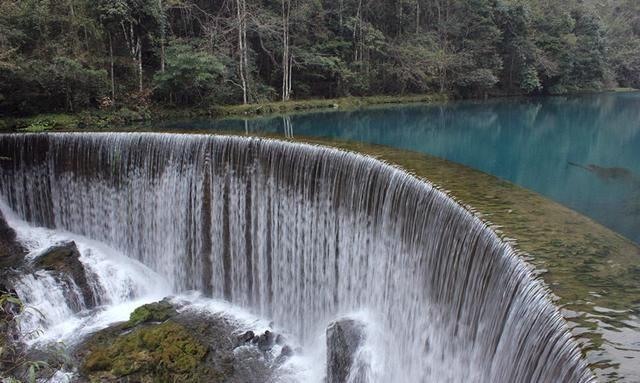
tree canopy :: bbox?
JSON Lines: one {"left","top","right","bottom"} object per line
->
{"left": 0, "top": 0, "right": 637, "bottom": 116}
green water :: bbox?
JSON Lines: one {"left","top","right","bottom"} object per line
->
{"left": 159, "top": 92, "right": 640, "bottom": 245}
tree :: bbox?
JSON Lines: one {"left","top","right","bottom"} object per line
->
{"left": 92, "top": 0, "right": 164, "bottom": 94}
{"left": 236, "top": 0, "right": 250, "bottom": 103}
{"left": 601, "top": 0, "right": 640, "bottom": 88}
{"left": 495, "top": 1, "right": 541, "bottom": 93}
{"left": 281, "top": 0, "right": 293, "bottom": 101}
{"left": 0, "top": 0, "right": 634, "bottom": 116}
{"left": 153, "top": 42, "right": 227, "bottom": 105}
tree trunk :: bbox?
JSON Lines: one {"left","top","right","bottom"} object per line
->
{"left": 237, "top": 0, "right": 248, "bottom": 104}
{"left": 435, "top": 0, "right": 448, "bottom": 92}
{"left": 109, "top": 32, "right": 116, "bottom": 103}
{"left": 354, "top": 0, "right": 361, "bottom": 62}
{"left": 288, "top": 53, "right": 293, "bottom": 99}
{"left": 159, "top": 0, "right": 165, "bottom": 72}
{"left": 122, "top": 22, "right": 143, "bottom": 93}
{"left": 242, "top": 5, "right": 250, "bottom": 102}
{"left": 282, "top": 0, "right": 291, "bottom": 101}
{"left": 137, "top": 39, "right": 143, "bottom": 93}
{"left": 160, "top": 39, "right": 166, "bottom": 72}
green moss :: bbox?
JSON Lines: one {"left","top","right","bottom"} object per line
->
{"left": 34, "top": 248, "right": 73, "bottom": 272}
{"left": 127, "top": 301, "right": 176, "bottom": 327}
{"left": 18, "top": 114, "right": 78, "bottom": 132}
{"left": 81, "top": 320, "right": 211, "bottom": 382}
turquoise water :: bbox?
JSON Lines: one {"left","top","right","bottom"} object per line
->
{"left": 158, "top": 92, "right": 640, "bottom": 244}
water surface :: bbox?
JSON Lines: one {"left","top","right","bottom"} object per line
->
{"left": 158, "top": 92, "right": 640, "bottom": 244}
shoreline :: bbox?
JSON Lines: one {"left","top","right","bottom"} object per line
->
{"left": 2, "top": 88, "right": 638, "bottom": 133}
{"left": 0, "top": 93, "right": 449, "bottom": 132}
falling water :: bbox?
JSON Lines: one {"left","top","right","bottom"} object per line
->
{"left": 0, "top": 133, "right": 594, "bottom": 382}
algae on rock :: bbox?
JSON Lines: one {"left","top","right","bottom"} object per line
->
{"left": 80, "top": 320, "right": 213, "bottom": 382}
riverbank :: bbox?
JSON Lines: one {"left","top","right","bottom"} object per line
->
{"left": 0, "top": 93, "right": 448, "bottom": 132}
{"left": 3, "top": 87, "right": 638, "bottom": 133}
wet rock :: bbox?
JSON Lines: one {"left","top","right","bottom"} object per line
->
{"left": 255, "top": 330, "right": 275, "bottom": 351}
{"left": 275, "top": 344, "right": 294, "bottom": 365}
{"left": 127, "top": 300, "right": 176, "bottom": 327}
{"left": 281, "top": 344, "right": 293, "bottom": 358}
{"left": 237, "top": 330, "right": 255, "bottom": 344}
{"left": 326, "top": 318, "right": 366, "bottom": 383}
{"left": 33, "top": 241, "right": 96, "bottom": 310}
{"left": 0, "top": 210, "right": 26, "bottom": 271}
{"left": 75, "top": 300, "right": 286, "bottom": 383}
{"left": 78, "top": 319, "right": 210, "bottom": 381}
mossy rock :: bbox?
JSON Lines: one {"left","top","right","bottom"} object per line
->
{"left": 127, "top": 300, "right": 177, "bottom": 327}
{"left": 80, "top": 320, "right": 212, "bottom": 382}
{"left": 76, "top": 301, "right": 237, "bottom": 383}
{"left": 75, "top": 299, "right": 288, "bottom": 383}
{"left": 33, "top": 241, "right": 96, "bottom": 309}
{"left": 34, "top": 242, "right": 81, "bottom": 271}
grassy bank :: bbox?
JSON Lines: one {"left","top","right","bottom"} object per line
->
{"left": 0, "top": 93, "right": 448, "bottom": 132}
{"left": 608, "top": 87, "right": 639, "bottom": 92}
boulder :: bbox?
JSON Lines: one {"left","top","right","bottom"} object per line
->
{"left": 275, "top": 344, "right": 294, "bottom": 365}
{"left": 33, "top": 241, "right": 96, "bottom": 310}
{"left": 255, "top": 329, "right": 275, "bottom": 351}
{"left": 237, "top": 330, "right": 255, "bottom": 344}
{"left": 127, "top": 299, "right": 177, "bottom": 327}
{"left": 76, "top": 300, "right": 292, "bottom": 383}
{"left": 0, "top": 210, "right": 25, "bottom": 271}
{"left": 326, "top": 318, "right": 366, "bottom": 383}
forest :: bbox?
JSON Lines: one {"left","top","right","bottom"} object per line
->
{"left": 0, "top": 0, "right": 638, "bottom": 116}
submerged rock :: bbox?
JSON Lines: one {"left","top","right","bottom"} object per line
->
{"left": 326, "top": 318, "right": 366, "bottom": 383}
{"left": 33, "top": 241, "right": 96, "bottom": 310}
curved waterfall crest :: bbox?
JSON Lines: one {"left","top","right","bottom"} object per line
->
{"left": 0, "top": 133, "right": 594, "bottom": 383}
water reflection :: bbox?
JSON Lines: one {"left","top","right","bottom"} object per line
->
{"left": 160, "top": 92, "right": 640, "bottom": 244}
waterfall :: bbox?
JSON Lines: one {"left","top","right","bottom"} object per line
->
{"left": 0, "top": 133, "right": 594, "bottom": 383}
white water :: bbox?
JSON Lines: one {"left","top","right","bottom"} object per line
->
{"left": 1, "top": 199, "right": 171, "bottom": 345}
{"left": 1, "top": 200, "right": 319, "bottom": 382}
{"left": 0, "top": 133, "right": 595, "bottom": 382}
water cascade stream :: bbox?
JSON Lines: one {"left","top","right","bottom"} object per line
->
{"left": 0, "top": 133, "right": 594, "bottom": 382}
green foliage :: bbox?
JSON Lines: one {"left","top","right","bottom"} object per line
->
{"left": 0, "top": 0, "right": 635, "bottom": 117}
{"left": 602, "top": 0, "right": 640, "bottom": 88}
{"left": 379, "top": 34, "right": 438, "bottom": 93}
{"left": 22, "top": 119, "right": 53, "bottom": 133}
{"left": 0, "top": 292, "right": 23, "bottom": 311}
{"left": 154, "top": 43, "right": 229, "bottom": 105}
{"left": 520, "top": 65, "right": 542, "bottom": 93}
{"left": 1, "top": 291, "right": 63, "bottom": 383}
